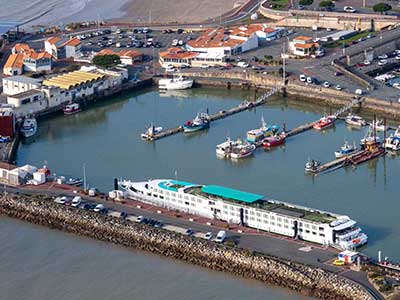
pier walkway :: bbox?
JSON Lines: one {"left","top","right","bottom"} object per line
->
{"left": 286, "top": 97, "right": 365, "bottom": 138}
{"left": 145, "top": 87, "right": 281, "bottom": 141}
{"left": 306, "top": 151, "right": 364, "bottom": 175}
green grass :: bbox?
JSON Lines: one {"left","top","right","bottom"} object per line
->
{"left": 269, "top": 0, "right": 289, "bottom": 10}
{"left": 324, "top": 31, "right": 372, "bottom": 49}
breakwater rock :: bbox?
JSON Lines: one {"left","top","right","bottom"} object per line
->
{"left": 0, "top": 193, "right": 373, "bottom": 300}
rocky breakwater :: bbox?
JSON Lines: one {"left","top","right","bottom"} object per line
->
{"left": 0, "top": 193, "right": 373, "bottom": 300}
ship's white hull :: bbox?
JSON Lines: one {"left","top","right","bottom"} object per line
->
{"left": 117, "top": 179, "right": 368, "bottom": 250}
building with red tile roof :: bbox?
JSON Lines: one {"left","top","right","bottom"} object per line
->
{"left": 289, "top": 36, "right": 323, "bottom": 57}
{"left": 3, "top": 44, "right": 53, "bottom": 76}
{"left": 97, "top": 49, "right": 143, "bottom": 65}
{"left": 44, "top": 36, "right": 81, "bottom": 60}
{"left": 159, "top": 47, "right": 227, "bottom": 68}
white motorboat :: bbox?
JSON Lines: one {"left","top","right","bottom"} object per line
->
{"left": 159, "top": 73, "right": 193, "bottom": 90}
{"left": 370, "top": 119, "right": 388, "bottom": 132}
{"left": 384, "top": 126, "right": 400, "bottom": 151}
{"left": 63, "top": 103, "right": 81, "bottom": 115}
{"left": 216, "top": 137, "right": 239, "bottom": 158}
{"left": 305, "top": 158, "right": 320, "bottom": 173}
{"left": 334, "top": 141, "right": 357, "bottom": 158}
{"left": 20, "top": 117, "right": 37, "bottom": 138}
{"left": 360, "top": 126, "right": 381, "bottom": 146}
{"left": 141, "top": 124, "right": 163, "bottom": 140}
{"left": 345, "top": 113, "right": 366, "bottom": 127}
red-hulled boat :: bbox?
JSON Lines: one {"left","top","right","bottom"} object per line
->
{"left": 346, "top": 140, "right": 385, "bottom": 165}
{"left": 263, "top": 133, "right": 286, "bottom": 148}
{"left": 313, "top": 115, "right": 336, "bottom": 130}
{"left": 63, "top": 103, "right": 81, "bottom": 115}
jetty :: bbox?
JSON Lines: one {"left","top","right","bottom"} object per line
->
{"left": 287, "top": 97, "right": 365, "bottom": 138}
{"left": 306, "top": 151, "right": 364, "bottom": 175}
{"left": 143, "top": 87, "right": 281, "bottom": 141}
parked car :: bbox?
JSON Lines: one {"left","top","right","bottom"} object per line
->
{"left": 200, "top": 64, "right": 210, "bottom": 69}
{"left": 237, "top": 61, "right": 249, "bottom": 68}
{"left": 93, "top": 204, "right": 104, "bottom": 212}
{"left": 334, "top": 71, "right": 343, "bottom": 76}
{"left": 136, "top": 215, "right": 146, "bottom": 223}
{"left": 71, "top": 196, "right": 82, "bottom": 207}
{"left": 366, "top": 33, "right": 375, "bottom": 39}
{"left": 378, "top": 54, "right": 388, "bottom": 59}
{"left": 299, "top": 74, "right": 307, "bottom": 82}
{"left": 120, "top": 211, "right": 128, "bottom": 219}
{"left": 378, "top": 59, "right": 388, "bottom": 66}
{"left": 186, "top": 228, "right": 194, "bottom": 236}
{"left": 177, "top": 28, "right": 184, "bottom": 34}
{"left": 215, "top": 230, "right": 226, "bottom": 243}
{"left": 204, "top": 232, "right": 213, "bottom": 240}
{"left": 323, "top": 81, "right": 330, "bottom": 88}
{"left": 343, "top": 6, "right": 356, "bottom": 13}
{"left": 99, "top": 207, "right": 108, "bottom": 215}
{"left": 363, "top": 60, "right": 371, "bottom": 65}
{"left": 355, "top": 89, "right": 363, "bottom": 95}
{"left": 306, "top": 76, "right": 313, "bottom": 84}
{"left": 54, "top": 196, "right": 68, "bottom": 204}
{"left": 154, "top": 221, "right": 164, "bottom": 228}
{"left": 335, "top": 85, "right": 342, "bottom": 90}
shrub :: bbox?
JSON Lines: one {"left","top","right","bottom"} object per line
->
{"left": 299, "top": 0, "right": 313, "bottom": 6}
{"left": 373, "top": 2, "right": 392, "bottom": 13}
{"left": 319, "top": 0, "right": 334, "bottom": 9}
{"left": 93, "top": 54, "right": 121, "bottom": 68}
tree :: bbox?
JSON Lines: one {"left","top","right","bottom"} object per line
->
{"left": 319, "top": 0, "right": 334, "bottom": 9}
{"left": 92, "top": 54, "right": 121, "bottom": 69}
{"left": 299, "top": 0, "right": 313, "bottom": 6}
{"left": 373, "top": 2, "right": 392, "bottom": 13}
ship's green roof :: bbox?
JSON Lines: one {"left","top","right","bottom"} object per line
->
{"left": 159, "top": 180, "right": 195, "bottom": 192}
{"left": 201, "top": 185, "right": 264, "bottom": 203}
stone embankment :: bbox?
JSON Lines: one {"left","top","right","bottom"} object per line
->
{"left": 0, "top": 193, "right": 373, "bottom": 300}
{"left": 180, "top": 71, "right": 400, "bottom": 118}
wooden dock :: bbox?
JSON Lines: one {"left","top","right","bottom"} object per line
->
{"left": 145, "top": 87, "right": 281, "bottom": 141}
{"left": 307, "top": 150, "right": 364, "bottom": 175}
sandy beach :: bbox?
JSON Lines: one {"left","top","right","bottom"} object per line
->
{"left": 0, "top": 0, "right": 240, "bottom": 27}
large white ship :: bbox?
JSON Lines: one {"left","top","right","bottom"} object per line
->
{"left": 158, "top": 74, "right": 193, "bottom": 90}
{"left": 118, "top": 179, "right": 368, "bottom": 250}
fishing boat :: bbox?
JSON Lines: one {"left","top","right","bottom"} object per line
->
{"left": 347, "top": 139, "right": 384, "bottom": 165}
{"left": 262, "top": 133, "right": 286, "bottom": 148}
{"left": 360, "top": 126, "right": 381, "bottom": 147}
{"left": 20, "top": 117, "right": 37, "bottom": 138}
{"left": 141, "top": 124, "right": 163, "bottom": 140}
{"left": 305, "top": 159, "right": 321, "bottom": 173}
{"left": 370, "top": 119, "right": 388, "bottom": 132}
{"left": 55, "top": 176, "right": 83, "bottom": 186}
{"left": 158, "top": 73, "right": 193, "bottom": 90}
{"left": 334, "top": 141, "right": 357, "bottom": 158}
{"left": 384, "top": 126, "right": 400, "bottom": 151}
{"left": 345, "top": 113, "right": 366, "bottom": 127}
{"left": 246, "top": 116, "right": 279, "bottom": 143}
{"left": 216, "top": 137, "right": 239, "bottom": 158}
{"left": 230, "top": 141, "right": 256, "bottom": 159}
{"left": 183, "top": 112, "right": 209, "bottom": 133}
{"left": 384, "top": 135, "right": 400, "bottom": 151}
{"left": 63, "top": 103, "right": 81, "bottom": 115}
{"left": 313, "top": 115, "right": 336, "bottom": 130}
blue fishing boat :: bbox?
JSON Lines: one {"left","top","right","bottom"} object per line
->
{"left": 183, "top": 112, "right": 210, "bottom": 133}
{"left": 246, "top": 116, "right": 279, "bottom": 143}
{"left": 334, "top": 141, "right": 357, "bottom": 158}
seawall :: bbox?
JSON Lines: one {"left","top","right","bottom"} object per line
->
{"left": 0, "top": 193, "right": 374, "bottom": 300}
{"left": 178, "top": 71, "right": 400, "bottom": 119}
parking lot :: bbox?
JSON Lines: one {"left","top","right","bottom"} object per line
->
{"left": 75, "top": 28, "right": 200, "bottom": 59}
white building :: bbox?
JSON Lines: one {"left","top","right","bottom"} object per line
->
{"left": 186, "top": 27, "right": 259, "bottom": 57}
{"left": 44, "top": 36, "right": 81, "bottom": 60}
{"left": 2, "top": 76, "right": 42, "bottom": 95}
{"left": 7, "top": 89, "right": 47, "bottom": 117}
{"left": 288, "top": 36, "right": 323, "bottom": 57}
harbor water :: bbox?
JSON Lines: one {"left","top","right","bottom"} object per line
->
{"left": 0, "top": 216, "right": 314, "bottom": 300}
{"left": 17, "top": 87, "right": 400, "bottom": 262}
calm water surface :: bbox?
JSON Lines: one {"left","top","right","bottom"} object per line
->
{"left": 17, "top": 87, "right": 400, "bottom": 262}
{"left": 0, "top": 216, "right": 314, "bottom": 300}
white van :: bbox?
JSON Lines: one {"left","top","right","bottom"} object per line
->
{"left": 355, "top": 89, "right": 363, "bottom": 95}
{"left": 71, "top": 196, "right": 82, "bottom": 207}
{"left": 215, "top": 230, "right": 226, "bottom": 243}
{"left": 237, "top": 61, "right": 249, "bottom": 68}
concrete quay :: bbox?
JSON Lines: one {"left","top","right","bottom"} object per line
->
{"left": 0, "top": 192, "right": 375, "bottom": 300}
